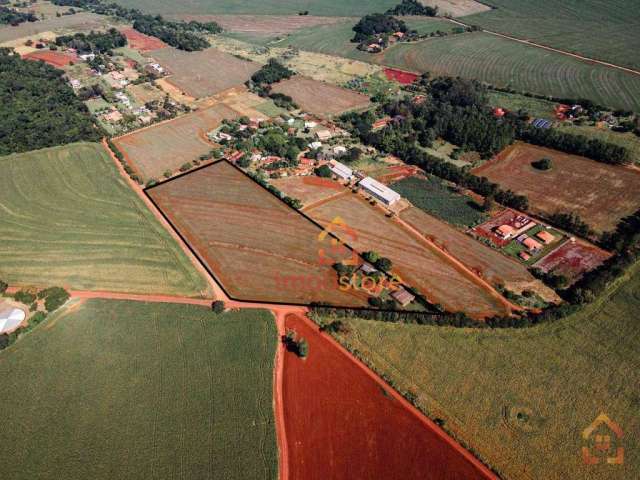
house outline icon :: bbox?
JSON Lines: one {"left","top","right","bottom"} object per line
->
{"left": 582, "top": 413, "right": 624, "bottom": 465}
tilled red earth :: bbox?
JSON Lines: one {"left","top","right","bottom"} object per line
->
{"left": 384, "top": 67, "right": 419, "bottom": 84}
{"left": 282, "top": 314, "right": 497, "bottom": 480}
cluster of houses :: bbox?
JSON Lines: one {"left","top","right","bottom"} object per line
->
{"left": 366, "top": 31, "right": 406, "bottom": 53}
{"left": 494, "top": 215, "right": 558, "bottom": 261}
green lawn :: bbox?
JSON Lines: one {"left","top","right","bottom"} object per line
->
{"left": 326, "top": 262, "right": 640, "bottom": 480}
{"left": 391, "top": 175, "right": 487, "bottom": 227}
{"left": 465, "top": 0, "right": 640, "bottom": 71}
{"left": 0, "top": 299, "right": 278, "bottom": 480}
{"left": 377, "top": 32, "right": 640, "bottom": 112}
{"left": 0, "top": 142, "right": 208, "bottom": 296}
{"left": 112, "top": 0, "right": 397, "bottom": 16}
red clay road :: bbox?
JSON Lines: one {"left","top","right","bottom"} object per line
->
{"left": 282, "top": 313, "right": 497, "bottom": 480}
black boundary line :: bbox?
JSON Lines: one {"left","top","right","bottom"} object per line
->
{"left": 143, "top": 159, "right": 441, "bottom": 316}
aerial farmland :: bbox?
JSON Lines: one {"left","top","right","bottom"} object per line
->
{"left": 2, "top": 0, "right": 639, "bottom": 479}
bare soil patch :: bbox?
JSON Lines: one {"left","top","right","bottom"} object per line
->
{"left": 146, "top": 161, "right": 370, "bottom": 307}
{"left": 113, "top": 103, "right": 239, "bottom": 181}
{"left": 120, "top": 27, "right": 167, "bottom": 51}
{"left": 473, "top": 143, "right": 640, "bottom": 233}
{"left": 271, "top": 76, "right": 370, "bottom": 117}
{"left": 306, "top": 193, "right": 509, "bottom": 317}
{"left": 533, "top": 240, "right": 611, "bottom": 284}
{"left": 22, "top": 50, "right": 78, "bottom": 67}
{"left": 149, "top": 47, "right": 261, "bottom": 98}
{"left": 271, "top": 176, "right": 344, "bottom": 207}
{"left": 283, "top": 313, "right": 497, "bottom": 480}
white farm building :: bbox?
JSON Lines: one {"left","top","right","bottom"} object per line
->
{"left": 328, "top": 160, "right": 354, "bottom": 181}
{"left": 0, "top": 305, "right": 26, "bottom": 335}
{"left": 359, "top": 176, "right": 401, "bottom": 206}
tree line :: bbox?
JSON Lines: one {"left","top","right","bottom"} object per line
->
{"left": 55, "top": 28, "right": 126, "bottom": 54}
{"left": 51, "top": 0, "right": 221, "bottom": 51}
{"left": 0, "top": 48, "right": 100, "bottom": 156}
{"left": 0, "top": 5, "right": 38, "bottom": 25}
{"left": 385, "top": 0, "right": 438, "bottom": 17}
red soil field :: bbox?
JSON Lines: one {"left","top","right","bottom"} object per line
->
{"left": 384, "top": 67, "right": 419, "bottom": 84}
{"left": 282, "top": 313, "right": 497, "bottom": 480}
{"left": 23, "top": 50, "right": 78, "bottom": 68}
{"left": 146, "top": 161, "right": 369, "bottom": 307}
{"left": 121, "top": 28, "right": 167, "bottom": 51}
{"left": 533, "top": 240, "right": 610, "bottom": 283}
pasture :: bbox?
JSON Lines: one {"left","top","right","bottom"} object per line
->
{"left": 399, "top": 207, "right": 554, "bottom": 300}
{"left": 329, "top": 261, "right": 640, "bottom": 480}
{"left": 377, "top": 32, "right": 640, "bottom": 112}
{"left": 473, "top": 143, "right": 640, "bottom": 233}
{"left": 0, "top": 143, "right": 208, "bottom": 296}
{"left": 147, "top": 161, "right": 369, "bottom": 307}
{"left": 0, "top": 299, "right": 278, "bottom": 480}
{"left": 0, "top": 12, "right": 110, "bottom": 44}
{"left": 487, "top": 90, "right": 557, "bottom": 120}
{"left": 464, "top": 0, "right": 640, "bottom": 71}
{"left": 421, "top": 0, "right": 491, "bottom": 17}
{"left": 113, "top": 103, "right": 239, "bottom": 181}
{"left": 112, "top": 0, "right": 398, "bottom": 16}
{"left": 149, "top": 47, "right": 261, "bottom": 99}
{"left": 305, "top": 193, "right": 509, "bottom": 317}
{"left": 391, "top": 175, "right": 486, "bottom": 227}
{"left": 271, "top": 76, "right": 371, "bottom": 117}
{"left": 284, "top": 314, "right": 494, "bottom": 480}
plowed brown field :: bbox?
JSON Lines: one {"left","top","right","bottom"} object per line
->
{"left": 473, "top": 143, "right": 640, "bottom": 232}
{"left": 121, "top": 28, "right": 167, "bottom": 51}
{"left": 146, "top": 161, "right": 369, "bottom": 307}
{"left": 282, "top": 313, "right": 497, "bottom": 480}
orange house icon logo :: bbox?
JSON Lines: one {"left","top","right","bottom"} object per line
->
{"left": 317, "top": 216, "right": 359, "bottom": 266}
{"left": 582, "top": 413, "right": 624, "bottom": 465}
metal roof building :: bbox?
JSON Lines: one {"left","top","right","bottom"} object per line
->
{"left": 359, "top": 177, "right": 401, "bottom": 206}
{"left": 329, "top": 160, "right": 354, "bottom": 180}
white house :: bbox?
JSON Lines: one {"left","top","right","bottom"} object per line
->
{"left": 309, "top": 141, "right": 322, "bottom": 150}
{"left": 359, "top": 176, "right": 401, "bottom": 206}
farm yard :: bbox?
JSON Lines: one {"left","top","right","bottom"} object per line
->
{"left": 148, "top": 47, "right": 261, "bottom": 98}
{"left": 533, "top": 240, "right": 611, "bottom": 284}
{"left": 271, "top": 76, "right": 371, "bottom": 117}
{"left": 283, "top": 314, "right": 495, "bottom": 480}
{"left": 473, "top": 143, "right": 640, "bottom": 233}
{"left": 463, "top": 0, "right": 640, "bottom": 71}
{"left": 0, "top": 143, "right": 208, "bottom": 296}
{"left": 376, "top": 32, "right": 640, "bottom": 112}
{"left": 113, "top": 103, "right": 239, "bottom": 181}
{"left": 120, "top": 27, "right": 167, "bottom": 52}
{"left": 399, "top": 207, "right": 555, "bottom": 299}
{"left": 305, "top": 193, "right": 510, "bottom": 317}
{"left": 327, "top": 262, "right": 640, "bottom": 480}
{"left": 391, "top": 175, "right": 487, "bottom": 227}
{"left": 0, "top": 299, "right": 278, "bottom": 480}
{"left": 146, "top": 161, "right": 369, "bottom": 307}
{"left": 22, "top": 50, "right": 78, "bottom": 68}
{"left": 112, "top": 0, "right": 398, "bottom": 16}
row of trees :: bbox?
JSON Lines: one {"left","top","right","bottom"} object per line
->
{"left": 55, "top": 28, "right": 126, "bottom": 54}
{"left": 51, "top": 0, "right": 221, "bottom": 51}
{"left": 249, "top": 58, "right": 295, "bottom": 89}
{"left": 385, "top": 0, "right": 438, "bottom": 17}
{"left": 0, "top": 49, "right": 100, "bottom": 156}
{"left": 0, "top": 5, "right": 37, "bottom": 25}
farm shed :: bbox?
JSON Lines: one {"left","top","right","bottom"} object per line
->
{"left": 0, "top": 305, "right": 26, "bottom": 334}
{"left": 359, "top": 177, "right": 401, "bottom": 206}
{"left": 329, "top": 160, "right": 354, "bottom": 181}
{"left": 391, "top": 287, "right": 415, "bottom": 307}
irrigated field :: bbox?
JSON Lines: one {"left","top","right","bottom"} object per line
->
{"left": 327, "top": 261, "right": 640, "bottom": 480}
{"left": 112, "top": 0, "right": 397, "bottom": 16}
{"left": 147, "top": 161, "right": 369, "bottom": 307}
{"left": 0, "top": 143, "right": 208, "bottom": 296}
{"left": 400, "top": 207, "right": 555, "bottom": 299}
{"left": 305, "top": 193, "right": 510, "bottom": 317}
{"left": 113, "top": 103, "right": 239, "bottom": 181}
{"left": 377, "top": 32, "right": 640, "bottom": 112}
{"left": 0, "top": 299, "right": 278, "bottom": 480}
{"left": 149, "top": 47, "right": 261, "bottom": 98}
{"left": 271, "top": 76, "right": 370, "bottom": 117}
{"left": 284, "top": 313, "right": 496, "bottom": 480}
{"left": 473, "top": 143, "right": 640, "bottom": 233}
{"left": 464, "top": 0, "right": 640, "bottom": 70}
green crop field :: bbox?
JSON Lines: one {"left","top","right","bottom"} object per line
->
{"left": 279, "top": 16, "right": 456, "bottom": 60}
{"left": 0, "top": 143, "right": 208, "bottom": 296}
{"left": 391, "top": 176, "right": 486, "bottom": 227}
{"left": 487, "top": 90, "right": 557, "bottom": 120}
{"left": 0, "top": 299, "right": 278, "bottom": 480}
{"left": 377, "top": 32, "right": 640, "bottom": 112}
{"left": 326, "top": 262, "right": 640, "bottom": 480}
{"left": 465, "top": 0, "right": 640, "bottom": 71}
{"left": 113, "top": 0, "right": 397, "bottom": 16}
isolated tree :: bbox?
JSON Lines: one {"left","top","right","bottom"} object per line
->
{"left": 212, "top": 301, "right": 225, "bottom": 314}
{"left": 0, "top": 279, "right": 7, "bottom": 294}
